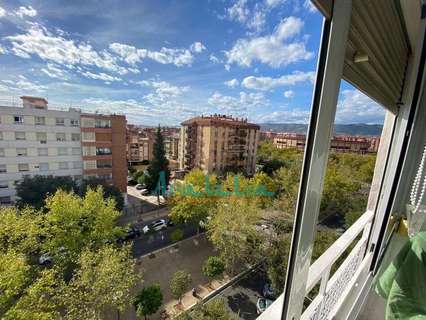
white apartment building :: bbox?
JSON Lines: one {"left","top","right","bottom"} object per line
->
{"left": 0, "top": 96, "right": 83, "bottom": 205}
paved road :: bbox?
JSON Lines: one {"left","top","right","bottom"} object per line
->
{"left": 129, "top": 217, "right": 202, "bottom": 257}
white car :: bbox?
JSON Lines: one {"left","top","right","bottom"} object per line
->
{"left": 142, "top": 219, "right": 167, "bottom": 234}
{"left": 38, "top": 253, "right": 53, "bottom": 265}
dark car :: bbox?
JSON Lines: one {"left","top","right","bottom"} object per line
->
{"left": 263, "top": 283, "right": 274, "bottom": 298}
{"left": 117, "top": 226, "right": 141, "bottom": 243}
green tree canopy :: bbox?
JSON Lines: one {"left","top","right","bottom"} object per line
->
{"left": 170, "top": 270, "right": 191, "bottom": 302}
{"left": 191, "top": 299, "right": 237, "bottom": 320}
{"left": 133, "top": 284, "right": 163, "bottom": 320}
{"left": 78, "top": 177, "right": 124, "bottom": 211}
{"left": 202, "top": 256, "right": 225, "bottom": 281}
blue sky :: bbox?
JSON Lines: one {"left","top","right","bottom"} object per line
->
{"left": 0, "top": 0, "right": 385, "bottom": 125}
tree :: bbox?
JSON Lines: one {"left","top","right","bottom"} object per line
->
{"left": 63, "top": 245, "right": 137, "bottom": 320}
{"left": 133, "top": 284, "right": 163, "bottom": 320}
{"left": 207, "top": 199, "right": 263, "bottom": 274}
{"left": 170, "top": 270, "right": 191, "bottom": 303}
{"left": 146, "top": 126, "right": 170, "bottom": 193}
{"left": 15, "top": 175, "right": 77, "bottom": 209}
{"left": 79, "top": 177, "right": 124, "bottom": 211}
{"left": 171, "top": 228, "right": 184, "bottom": 242}
{"left": 192, "top": 299, "right": 237, "bottom": 320}
{"left": 202, "top": 256, "right": 225, "bottom": 285}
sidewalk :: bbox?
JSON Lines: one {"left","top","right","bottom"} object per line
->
{"left": 118, "top": 206, "right": 169, "bottom": 226}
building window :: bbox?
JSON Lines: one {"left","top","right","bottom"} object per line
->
{"left": 58, "top": 147, "right": 68, "bottom": 156}
{"left": 14, "top": 115, "right": 24, "bottom": 124}
{"left": 83, "top": 160, "right": 96, "bottom": 170}
{"left": 56, "top": 118, "right": 65, "bottom": 126}
{"left": 0, "top": 196, "right": 11, "bottom": 205}
{"left": 18, "top": 164, "right": 29, "bottom": 172}
{"left": 16, "top": 148, "right": 27, "bottom": 156}
{"left": 70, "top": 119, "right": 79, "bottom": 127}
{"left": 81, "top": 117, "right": 95, "bottom": 127}
{"left": 39, "top": 163, "right": 49, "bottom": 171}
{"left": 56, "top": 133, "right": 66, "bottom": 141}
{"left": 0, "top": 181, "right": 8, "bottom": 188}
{"left": 97, "top": 160, "right": 112, "bottom": 168}
{"left": 82, "top": 146, "right": 96, "bottom": 156}
{"left": 98, "top": 173, "right": 112, "bottom": 180}
{"left": 71, "top": 133, "right": 80, "bottom": 141}
{"left": 0, "top": 148, "right": 4, "bottom": 157}
{"left": 15, "top": 132, "right": 26, "bottom": 140}
{"left": 58, "top": 162, "right": 69, "bottom": 170}
{"left": 0, "top": 165, "right": 6, "bottom": 173}
{"left": 38, "top": 148, "right": 48, "bottom": 156}
{"left": 35, "top": 116, "right": 45, "bottom": 125}
{"left": 72, "top": 148, "right": 81, "bottom": 155}
{"left": 96, "top": 147, "right": 112, "bottom": 155}
{"left": 82, "top": 131, "right": 95, "bottom": 141}
{"left": 73, "top": 161, "right": 83, "bottom": 169}
{"left": 95, "top": 119, "right": 111, "bottom": 128}
{"left": 36, "top": 132, "right": 47, "bottom": 143}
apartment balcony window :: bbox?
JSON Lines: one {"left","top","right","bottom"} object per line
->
{"left": 0, "top": 196, "right": 11, "bottom": 205}
{"left": 58, "top": 162, "right": 69, "bottom": 170}
{"left": 35, "top": 116, "right": 45, "bottom": 125}
{"left": 83, "top": 146, "right": 96, "bottom": 156}
{"left": 14, "top": 115, "right": 24, "bottom": 124}
{"left": 0, "top": 165, "right": 6, "bottom": 173}
{"left": 81, "top": 118, "right": 95, "bottom": 128}
{"left": 82, "top": 132, "right": 95, "bottom": 142}
{"left": 95, "top": 119, "right": 111, "bottom": 128}
{"left": 0, "top": 181, "right": 8, "bottom": 188}
{"left": 97, "top": 160, "right": 113, "bottom": 169}
{"left": 39, "top": 163, "right": 49, "bottom": 171}
{"left": 56, "top": 118, "right": 65, "bottom": 126}
{"left": 16, "top": 148, "right": 27, "bottom": 156}
{"left": 83, "top": 160, "right": 96, "bottom": 170}
{"left": 0, "top": 148, "right": 4, "bottom": 157}
{"left": 56, "top": 133, "right": 66, "bottom": 142}
{"left": 18, "top": 164, "right": 29, "bottom": 172}
{"left": 58, "top": 147, "right": 68, "bottom": 156}
{"left": 38, "top": 148, "right": 48, "bottom": 156}
{"left": 15, "top": 132, "right": 26, "bottom": 141}
{"left": 70, "top": 119, "right": 79, "bottom": 127}
{"left": 71, "top": 133, "right": 80, "bottom": 141}
{"left": 36, "top": 132, "right": 47, "bottom": 144}
{"left": 96, "top": 147, "right": 112, "bottom": 155}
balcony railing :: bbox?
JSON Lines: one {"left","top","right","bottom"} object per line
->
{"left": 258, "top": 210, "right": 373, "bottom": 320}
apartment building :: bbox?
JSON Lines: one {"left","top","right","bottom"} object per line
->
{"left": 179, "top": 115, "right": 259, "bottom": 175}
{"left": 273, "top": 133, "right": 380, "bottom": 154}
{"left": 81, "top": 113, "right": 127, "bottom": 193}
{"left": 126, "top": 125, "right": 154, "bottom": 165}
{"left": 0, "top": 96, "right": 83, "bottom": 205}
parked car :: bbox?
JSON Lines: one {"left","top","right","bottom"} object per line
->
{"left": 256, "top": 298, "right": 273, "bottom": 314}
{"left": 167, "top": 219, "right": 175, "bottom": 227}
{"left": 38, "top": 253, "right": 53, "bottom": 265}
{"left": 118, "top": 226, "right": 141, "bottom": 243}
{"left": 263, "top": 283, "right": 274, "bottom": 298}
{"left": 140, "top": 189, "right": 150, "bottom": 196}
{"left": 135, "top": 184, "right": 146, "bottom": 190}
{"left": 142, "top": 219, "right": 167, "bottom": 234}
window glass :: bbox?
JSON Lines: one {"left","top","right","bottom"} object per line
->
{"left": 58, "top": 162, "right": 69, "bottom": 170}
{"left": 58, "top": 147, "right": 68, "bottom": 156}
{"left": 0, "top": 165, "right": 6, "bottom": 173}
{"left": 35, "top": 116, "right": 45, "bottom": 125}
{"left": 15, "top": 132, "right": 26, "bottom": 140}
{"left": 81, "top": 118, "right": 95, "bottom": 127}
{"left": 16, "top": 148, "right": 27, "bottom": 156}
{"left": 36, "top": 132, "right": 47, "bottom": 142}
{"left": 70, "top": 119, "right": 79, "bottom": 127}
{"left": 38, "top": 148, "right": 48, "bottom": 156}
{"left": 56, "top": 133, "right": 66, "bottom": 141}
{"left": 56, "top": 118, "right": 65, "bottom": 126}
{"left": 18, "top": 164, "right": 29, "bottom": 172}
{"left": 82, "top": 132, "right": 95, "bottom": 141}
{"left": 0, "top": 181, "right": 8, "bottom": 188}
{"left": 71, "top": 133, "right": 80, "bottom": 141}
{"left": 14, "top": 115, "right": 23, "bottom": 124}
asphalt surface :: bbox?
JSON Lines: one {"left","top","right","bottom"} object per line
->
{"left": 129, "top": 217, "right": 201, "bottom": 257}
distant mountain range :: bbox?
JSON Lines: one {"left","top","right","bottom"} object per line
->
{"left": 259, "top": 123, "right": 383, "bottom": 136}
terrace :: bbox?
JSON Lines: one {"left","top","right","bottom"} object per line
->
{"left": 258, "top": 0, "right": 426, "bottom": 319}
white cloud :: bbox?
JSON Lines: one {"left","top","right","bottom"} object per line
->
{"left": 255, "top": 108, "right": 310, "bottom": 123}
{"left": 241, "top": 71, "right": 315, "bottom": 91}
{"left": 208, "top": 91, "right": 268, "bottom": 112}
{"left": 226, "top": 17, "right": 313, "bottom": 67}
{"left": 136, "top": 80, "right": 190, "bottom": 105}
{"left": 41, "top": 63, "right": 68, "bottom": 79}
{"left": 6, "top": 24, "right": 129, "bottom": 74}
{"left": 209, "top": 54, "right": 221, "bottom": 63}
{"left": 1, "top": 76, "right": 47, "bottom": 93}
{"left": 109, "top": 42, "right": 202, "bottom": 67}
{"left": 284, "top": 90, "right": 295, "bottom": 98}
{"left": 0, "top": 44, "right": 6, "bottom": 54}
{"left": 304, "top": 0, "right": 317, "bottom": 12}
{"left": 190, "top": 42, "right": 206, "bottom": 53}
{"left": 336, "top": 89, "right": 385, "bottom": 124}
{"left": 265, "top": 0, "right": 286, "bottom": 8}
{"left": 224, "top": 78, "right": 239, "bottom": 88}
{"left": 0, "top": 7, "right": 6, "bottom": 17}
{"left": 15, "top": 6, "right": 37, "bottom": 18}
{"left": 81, "top": 71, "right": 122, "bottom": 82}
{"left": 227, "top": 0, "right": 250, "bottom": 23}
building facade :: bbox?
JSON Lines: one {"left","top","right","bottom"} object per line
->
{"left": 273, "top": 133, "right": 380, "bottom": 154}
{"left": 126, "top": 125, "right": 153, "bottom": 165}
{"left": 0, "top": 96, "right": 127, "bottom": 205}
{"left": 179, "top": 115, "right": 259, "bottom": 175}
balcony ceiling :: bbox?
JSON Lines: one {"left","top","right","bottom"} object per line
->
{"left": 312, "top": 0, "right": 421, "bottom": 114}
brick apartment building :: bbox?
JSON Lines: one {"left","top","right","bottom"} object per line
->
{"left": 273, "top": 133, "right": 380, "bottom": 154}
{"left": 0, "top": 96, "right": 127, "bottom": 205}
{"left": 179, "top": 114, "right": 259, "bottom": 175}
